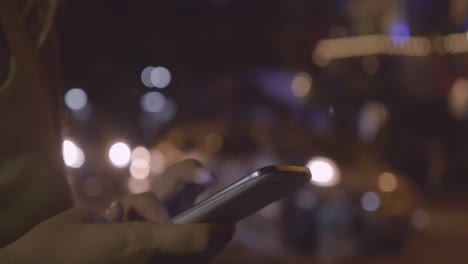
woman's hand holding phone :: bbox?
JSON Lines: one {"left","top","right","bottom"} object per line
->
{"left": 0, "top": 160, "right": 234, "bottom": 264}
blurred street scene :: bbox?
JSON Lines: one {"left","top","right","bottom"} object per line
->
{"left": 55, "top": 0, "right": 468, "bottom": 263}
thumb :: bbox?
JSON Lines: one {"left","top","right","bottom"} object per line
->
{"left": 91, "top": 222, "right": 234, "bottom": 258}
{"left": 57, "top": 207, "right": 108, "bottom": 223}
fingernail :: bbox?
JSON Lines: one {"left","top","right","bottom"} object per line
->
{"left": 105, "top": 200, "right": 123, "bottom": 222}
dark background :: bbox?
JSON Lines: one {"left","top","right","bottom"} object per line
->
{"left": 57, "top": 0, "right": 468, "bottom": 263}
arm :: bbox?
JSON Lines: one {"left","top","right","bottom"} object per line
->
{"left": 0, "top": 162, "right": 234, "bottom": 264}
{"left": 0, "top": 0, "right": 72, "bottom": 247}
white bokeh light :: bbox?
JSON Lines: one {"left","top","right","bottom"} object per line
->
{"left": 141, "top": 66, "right": 155, "bottom": 88}
{"left": 130, "top": 146, "right": 151, "bottom": 179}
{"left": 361, "top": 191, "right": 381, "bottom": 212}
{"left": 64, "top": 88, "right": 87, "bottom": 111}
{"left": 130, "top": 163, "right": 150, "bottom": 179}
{"left": 131, "top": 146, "right": 151, "bottom": 166}
{"left": 62, "top": 140, "right": 85, "bottom": 168}
{"left": 306, "top": 157, "right": 341, "bottom": 187}
{"left": 108, "top": 142, "right": 131, "bottom": 168}
{"left": 141, "top": 91, "right": 166, "bottom": 113}
{"left": 150, "top": 67, "right": 172, "bottom": 88}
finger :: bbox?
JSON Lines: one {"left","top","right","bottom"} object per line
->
{"left": 153, "top": 159, "right": 206, "bottom": 200}
{"left": 105, "top": 201, "right": 123, "bottom": 222}
{"left": 154, "top": 159, "right": 217, "bottom": 217}
{"left": 99, "top": 222, "right": 235, "bottom": 258}
{"left": 114, "top": 192, "right": 168, "bottom": 222}
{"left": 55, "top": 207, "right": 108, "bottom": 223}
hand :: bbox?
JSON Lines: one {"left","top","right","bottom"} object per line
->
{"left": 152, "top": 159, "right": 216, "bottom": 217}
{"left": 1, "top": 160, "right": 234, "bottom": 264}
{"left": 105, "top": 191, "right": 234, "bottom": 264}
{"left": 107, "top": 159, "right": 216, "bottom": 222}
{"left": 104, "top": 160, "right": 234, "bottom": 263}
{"left": 1, "top": 207, "right": 234, "bottom": 264}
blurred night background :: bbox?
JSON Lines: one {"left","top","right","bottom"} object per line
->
{"left": 58, "top": 0, "right": 468, "bottom": 263}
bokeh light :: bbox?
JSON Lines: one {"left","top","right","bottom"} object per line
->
{"left": 150, "top": 149, "right": 166, "bottom": 175}
{"left": 378, "top": 172, "right": 398, "bottom": 192}
{"left": 291, "top": 72, "right": 313, "bottom": 98}
{"left": 130, "top": 163, "right": 150, "bottom": 180}
{"left": 130, "top": 146, "right": 151, "bottom": 179}
{"left": 64, "top": 88, "right": 87, "bottom": 111}
{"left": 448, "top": 78, "right": 468, "bottom": 120}
{"left": 150, "top": 67, "right": 172, "bottom": 88}
{"left": 444, "top": 33, "right": 468, "bottom": 54}
{"left": 141, "top": 91, "right": 166, "bottom": 113}
{"left": 361, "top": 191, "right": 381, "bottom": 212}
{"left": 389, "top": 22, "right": 411, "bottom": 47}
{"left": 306, "top": 157, "right": 341, "bottom": 187}
{"left": 131, "top": 146, "right": 151, "bottom": 166}
{"left": 203, "top": 133, "right": 224, "bottom": 153}
{"left": 108, "top": 142, "right": 131, "bottom": 168}
{"left": 62, "top": 139, "right": 85, "bottom": 169}
{"left": 141, "top": 66, "right": 155, "bottom": 88}
{"left": 128, "top": 178, "right": 151, "bottom": 194}
{"left": 358, "top": 101, "right": 388, "bottom": 142}
{"left": 312, "top": 34, "right": 431, "bottom": 66}
{"left": 157, "top": 98, "right": 177, "bottom": 121}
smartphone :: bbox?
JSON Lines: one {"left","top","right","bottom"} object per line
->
{"left": 169, "top": 165, "right": 311, "bottom": 224}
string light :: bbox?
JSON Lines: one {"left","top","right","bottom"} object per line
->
{"left": 444, "top": 33, "right": 468, "bottom": 54}
{"left": 312, "top": 34, "right": 435, "bottom": 66}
